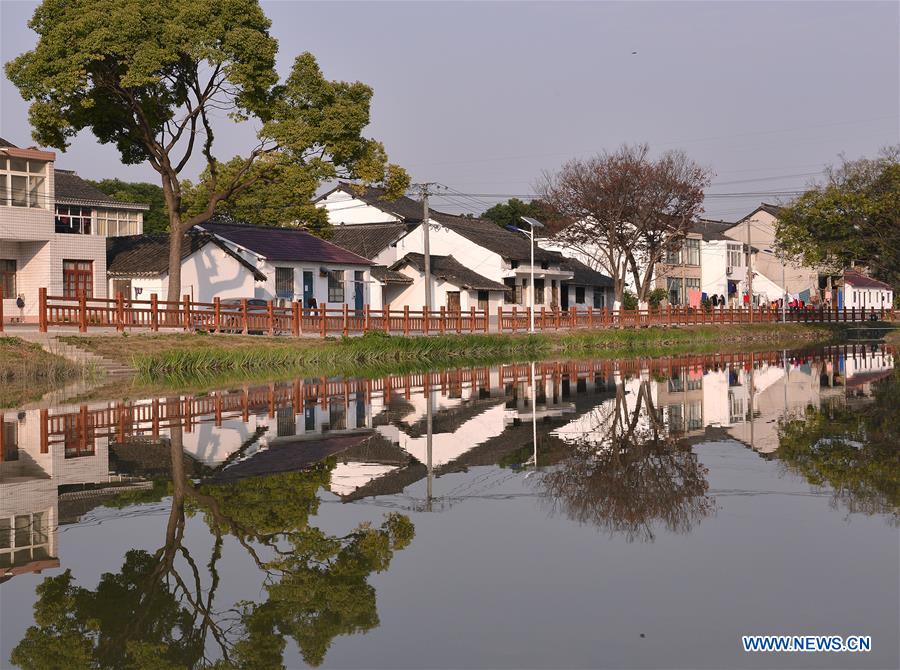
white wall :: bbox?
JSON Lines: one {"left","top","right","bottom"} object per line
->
{"left": 844, "top": 284, "right": 893, "bottom": 310}
{"left": 387, "top": 263, "right": 505, "bottom": 312}
{"left": 317, "top": 190, "right": 402, "bottom": 225}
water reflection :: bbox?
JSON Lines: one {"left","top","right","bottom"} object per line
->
{"left": 1, "top": 344, "right": 895, "bottom": 667}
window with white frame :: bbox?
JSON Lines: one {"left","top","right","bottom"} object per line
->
{"left": 55, "top": 205, "right": 93, "bottom": 234}
{"left": 727, "top": 243, "right": 743, "bottom": 268}
{"left": 0, "top": 157, "right": 47, "bottom": 208}
{"left": 327, "top": 270, "right": 345, "bottom": 303}
{"left": 685, "top": 238, "right": 701, "bottom": 266}
{"left": 666, "top": 244, "right": 682, "bottom": 265}
{"left": 95, "top": 209, "right": 141, "bottom": 237}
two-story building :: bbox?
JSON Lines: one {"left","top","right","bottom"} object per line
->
{"left": 0, "top": 138, "right": 148, "bottom": 322}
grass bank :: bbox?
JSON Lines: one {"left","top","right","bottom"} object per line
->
{"left": 63, "top": 323, "right": 838, "bottom": 382}
{"left": 0, "top": 336, "right": 83, "bottom": 406}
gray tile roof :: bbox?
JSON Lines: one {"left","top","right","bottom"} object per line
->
{"left": 690, "top": 218, "right": 736, "bottom": 241}
{"left": 201, "top": 219, "right": 372, "bottom": 265}
{"left": 560, "top": 257, "right": 614, "bottom": 287}
{"left": 326, "top": 183, "right": 426, "bottom": 222}
{"left": 106, "top": 231, "right": 266, "bottom": 280}
{"left": 371, "top": 265, "right": 413, "bottom": 285}
{"left": 392, "top": 253, "right": 508, "bottom": 291}
{"left": 54, "top": 170, "right": 150, "bottom": 210}
{"left": 329, "top": 222, "right": 413, "bottom": 259}
{"left": 429, "top": 211, "right": 564, "bottom": 263}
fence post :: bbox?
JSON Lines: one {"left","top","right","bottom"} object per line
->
{"left": 79, "top": 290, "right": 87, "bottom": 333}
{"left": 150, "top": 294, "right": 159, "bottom": 332}
{"left": 363, "top": 304, "right": 370, "bottom": 333}
{"left": 292, "top": 301, "right": 301, "bottom": 337}
{"left": 484, "top": 307, "right": 489, "bottom": 334}
{"left": 267, "top": 300, "right": 275, "bottom": 336}
{"left": 541, "top": 306, "right": 546, "bottom": 331}
{"left": 213, "top": 297, "right": 221, "bottom": 333}
{"left": 38, "top": 287, "right": 47, "bottom": 333}
{"left": 342, "top": 303, "right": 349, "bottom": 337}
{"left": 850, "top": 306, "right": 855, "bottom": 322}
{"left": 497, "top": 305, "right": 503, "bottom": 333}
{"left": 116, "top": 291, "right": 125, "bottom": 331}
{"left": 241, "top": 298, "right": 249, "bottom": 335}
{"left": 403, "top": 305, "right": 410, "bottom": 336}
{"left": 470, "top": 306, "right": 476, "bottom": 333}
{"left": 320, "top": 303, "right": 327, "bottom": 337}
{"left": 384, "top": 303, "right": 391, "bottom": 333}
{"left": 182, "top": 294, "right": 191, "bottom": 331}
{"left": 588, "top": 306, "right": 593, "bottom": 329}
{"left": 439, "top": 306, "right": 445, "bottom": 334}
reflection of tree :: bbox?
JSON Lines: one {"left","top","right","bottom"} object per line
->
{"left": 777, "top": 369, "right": 899, "bottom": 524}
{"left": 539, "top": 380, "right": 713, "bottom": 541}
{"left": 12, "top": 423, "right": 414, "bottom": 669}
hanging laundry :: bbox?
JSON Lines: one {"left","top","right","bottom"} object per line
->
{"left": 688, "top": 289, "right": 701, "bottom": 308}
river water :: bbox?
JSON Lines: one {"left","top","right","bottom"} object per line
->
{"left": 1, "top": 344, "right": 897, "bottom": 669}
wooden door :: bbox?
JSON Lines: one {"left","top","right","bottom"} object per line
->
{"left": 447, "top": 291, "right": 461, "bottom": 312}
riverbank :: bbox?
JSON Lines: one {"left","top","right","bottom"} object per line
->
{"left": 0, "top": 336, "right": 84, "bottom": 406}
{"left": 62, "top": 323, "right": 840, "bottom": 382}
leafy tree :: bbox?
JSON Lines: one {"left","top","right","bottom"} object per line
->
{"left": 480, "top": 197, "right": 563, "bottom": 231}
{"left": 539, "top": 144, "right": 711, "bottom": 305}
{"left": 776, "top": 147, "right": 899, "bottom": 289}
{"left": 647, "top": 287, "right": 669, "bottom": 308}
{"left": 6, "top": 0, "right": 408, "bottom": 303}
{"left": 87, "top": 179, "right": 169, "bottom": 233}
{"left": 622, "top": 290, "right": 638, "bottom": 310}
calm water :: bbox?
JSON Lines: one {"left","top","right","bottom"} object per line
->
{"left": 1, "top": 345, "right": 897, "bottom": 669}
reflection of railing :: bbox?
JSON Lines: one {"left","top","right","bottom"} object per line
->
{"left": 32, "top": 288, "right": 894, "bottom": 336}
{"left": 35, "top": 345, "right": 887, "bottom": 454}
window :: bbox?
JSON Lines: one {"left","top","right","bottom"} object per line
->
{"left": 0, "top": 260, "right": 15, "bottom": 299}
{"left": 275, "top": 267, "right": 294, "bottom": 298}
{"left": 667, "top": 277, "right": 683, "bottom": 305}
{"left": 666, "top": 244, "right": 682, "bottom": 265}
{"left": 63, "top": 260, "right": 93, "bottom": 298}
{"left": 729, "top": 392, "right": 745, "bottom": 424}
{"left": 534, "top": 278, "right": 545, "bottom": 304}
{"left": 503, "top": 277, "right": 521, "bottom": 304}
{"left": 593, "top": 288, "right": 605, "bottom": 309}
{"left": 0, "top": 158, "right": 46, "bottom": 208}
{"left": 95, "top": 209, "right": 141, "bottom": 236}
{"left": 685, "top": 278, "right": 700, "bottom": 293}
{"left": 727, "top": 243, "right": 743, "bottom": 268}
{"left": 327, "top": 270, "right": 344, "bottom": 303}
{"left": 55, "top": 205, "right": 92, "bottom": 234}
{"left": 477, "top": 290, "right": 489, "bottom": 311}
{"left": 510, "top": 260, "right": 519, "bottom": 269}
{"left": 2, "top": 421, "right": 17, "bottom": 462}
{"left": 685, "top": 238, "right": 701, "bottom": 266}
{"left": 540, "top": 261, "right": 549, "bottom": 270}
{"left": 575, "top": 286, "right": 586, "bottom": 304}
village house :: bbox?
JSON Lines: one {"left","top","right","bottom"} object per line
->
{"left": 106, "top": 231, "right": 266, "bottom": 302}
{"left": 318, "top": 183, "right": 614, "bottom": 312}
{"left": 840, "top": 271, "right": 893, "bottom": 311}
{"left": 198, "top": 220, "right": 373, "bottom": 309}
{"left": 0, "top": 138, "right": 148, "bottom": 322}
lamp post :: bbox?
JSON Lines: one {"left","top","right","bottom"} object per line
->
{"left": 508, "top": 216, "right": 545, "bottom": 333}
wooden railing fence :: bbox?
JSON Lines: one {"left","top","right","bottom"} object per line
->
{"left": 36, "top": 288, "right": 894, "bottom": 337}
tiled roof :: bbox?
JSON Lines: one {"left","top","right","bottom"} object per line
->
{"left": 739, "top": 202, "right": 784, "bottom": 222}
{"left": 106, "top": 231, "right": 266, "bottom": 280}
{"left": 325, "top": 183, "right": 426, "bottom": 222}
{"left": 560, "top": 257, "right": 614, "bottom": 287}
{"left": 201, "top": 219, "right": 372, "bottom": 265}
{"left": 392, "top": 253, "right": 508, "bottom": 291}
{"left": 430, "top": 211, "right": 564, "bottom": 263}
{"left": 54, "top": 170, "right": 149, "bottom": 210}
{"left": 843, "top": 271, "right": 892, "bottom": 290}
{"left": 329, "top": 222, "right": 412, "bottom": 259}
{"left": 371, "top": 265, "right": 413, "bottom": 285}
{"left": 0, "top": 137, "right": 16, "bottom": 148}
{"left": 690, "top": 218, "right": 735, "bottom": 241}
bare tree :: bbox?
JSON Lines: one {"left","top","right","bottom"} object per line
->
{"left": 539, "top": 144, "right": 711, "bottom": 305}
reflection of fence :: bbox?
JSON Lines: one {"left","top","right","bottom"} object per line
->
{"left": 31, "top": 344, "right": 884, "bottom": 454}
{"left": 35, "top": 289, "right": 894, "bottom": 336}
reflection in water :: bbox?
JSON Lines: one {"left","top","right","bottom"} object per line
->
{"left": 1, "top": 344, "right": 895, "bottom": 667}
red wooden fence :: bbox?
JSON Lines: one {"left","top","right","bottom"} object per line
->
{"left": 37, "top": 288, "right": 894, "bottom": 337}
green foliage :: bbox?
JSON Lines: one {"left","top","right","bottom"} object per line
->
{"left": 648, "top": 288, "right": 669, "bottom": 308}
{"left": 622, "top": 290, "right": 639, "bottom": 310}
{"left": 480, "top": 197, "right": 561, "bottom": 230}
{"left": 776, "top": 147, "right": 900, "bottom": 288}
{"left": 87, "top": 179, "right": 168, "bottom": 233}
{"left": 777, "top": 367, "right": 900, "bottom": 521}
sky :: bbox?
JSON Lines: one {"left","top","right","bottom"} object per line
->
{"left": 1, "top": 0, "right": 898, "bottom": 221}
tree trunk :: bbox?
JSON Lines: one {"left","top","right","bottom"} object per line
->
{"left": 166, "top": 220, "right": 184, "bottom": 305}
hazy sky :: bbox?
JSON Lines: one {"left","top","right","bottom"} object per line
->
{"left": 2, "top": 1, "right": 898, "bottom": 220}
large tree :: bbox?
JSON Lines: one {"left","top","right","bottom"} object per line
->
{"left": 6, "top": 0, "right": 408, "bottom": 303}
{"left": 539, "top": 144, "right": 710, "bottom": 305}
{"left": 480, "top": 197, "right": 564, "bottom": 231}
{"left": 776, "top": 147, "right": 899, "bottom": 289}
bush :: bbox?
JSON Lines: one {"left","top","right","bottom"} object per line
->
{"left": 623, "top": 291, "right": 638, "bottom": 310}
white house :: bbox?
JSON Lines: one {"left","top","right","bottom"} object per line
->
{"left": 0, "top": 137, "right": 148, "bottom": 321}
{"left": 388, "top": 252, "right": 508, "bottom": 312}
{"left": 106, "top": 231, "right": 266, "bottom": 302}
{"left": 841, "top": 271, "right": 893, "bottom": 311}
{"left": 199, "top": 220, "right": 373, "bottom": 309}
{"left": 318, "top": 183, "right": 614, "bottom": 311}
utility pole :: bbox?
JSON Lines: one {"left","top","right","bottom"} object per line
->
{"left": 746, "top": 219, "right": 753, "bottom": 323}
{"left": 414, "top": 183, "right": 439, "bottom": 313}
